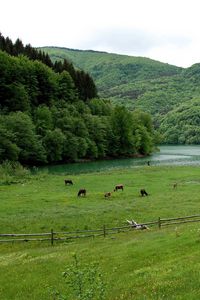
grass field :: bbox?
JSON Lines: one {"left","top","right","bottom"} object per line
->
{"left": 1, "top": 165, "right": 200, "bottom": 299}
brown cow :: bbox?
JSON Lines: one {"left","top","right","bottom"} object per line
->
{"left": 77, "top": 189, "right": 86, "bottom": 197}
{"left": 114, "top": 184, "right": 124, "bottom": 191}
{"left": 104, "top": 192, "right": 111, "bottom": 198}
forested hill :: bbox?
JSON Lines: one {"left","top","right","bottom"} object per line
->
{"left": 40, "top": 47, "right": 181, "bottom": 93}
{"left": 41, "top": 47, "right": 200, "bottom": 144}
{"left": 0, "top": 34, "right": 156, "bottom": 166}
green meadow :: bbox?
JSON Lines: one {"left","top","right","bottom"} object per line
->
{"left": 1, "top": 165, "right": 200, "bottom": 299}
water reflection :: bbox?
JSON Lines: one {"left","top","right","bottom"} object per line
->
{"left": 37, "top": 145, "right": 200, "bottom": 175}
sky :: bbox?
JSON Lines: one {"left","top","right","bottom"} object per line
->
{"left": 1, "top": 0, "right": 200, "bottom": 68}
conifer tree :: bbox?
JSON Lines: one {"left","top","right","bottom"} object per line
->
{"left": 13, "top": 38, "right": 24, "bottom": 56}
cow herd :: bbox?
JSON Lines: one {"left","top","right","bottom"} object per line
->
{"left": 64, "top": 179, "right": 149, "bottom": 198}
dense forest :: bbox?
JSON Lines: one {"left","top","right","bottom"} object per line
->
{"left": 41, "top": 47, "right": 200, "bottom": 145}
{"left": 0, "top": 34, "right": 156, "bottom": 166}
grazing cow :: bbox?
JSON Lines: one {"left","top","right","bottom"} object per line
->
{"left": 140, "top": 189, "right": 148, "bottom": 196}
{"left": 65, "top": 179, "right": 73, "bottom": 185}
{"left": 77, "top": 189, "right": 86, "bottom": 197}
{"left": 114, "top": 184, "right": 124, "bottom": 192}
{"left": 127, "top": 219, "right": 149, "bottom": 230}
{"left": 104, "top": 192, "right": 111, "bottom": 198}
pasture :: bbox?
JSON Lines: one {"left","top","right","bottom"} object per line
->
{"left": 1, "top": 165, "right": 200, "bottom": 299}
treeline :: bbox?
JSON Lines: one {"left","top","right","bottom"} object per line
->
{"left": 0, "top": 33, "right": 97, "bottom": 101}
{"left": 0, "top": 35, "right": 156, "bottom": 165}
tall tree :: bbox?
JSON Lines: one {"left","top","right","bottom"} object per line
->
{"left": 57, "top": 71, "right": 77, "bottom": 102}
{"left": 33, "top": 60, "right": 58, "bottom": 106}
{"left": 0, "top": 117, "right": 20, "bottom": 162}
{"left": 110, "top": 106, "right": 134, "bottom": 156}
{"left": 75, "top": 70, "right": 97, "bottom": 101}
{"left": 2, "top": 112, "right": 46, "bottom": 164}
{"left": 13, "top": 38, "right": 24, "bottom": 56}
{"left": 43, "top": 128, "right": 65, "bottom": 162}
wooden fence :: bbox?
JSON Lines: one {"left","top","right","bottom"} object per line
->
{"left": 1, "top": 214, "right": 200, "bottom": 245}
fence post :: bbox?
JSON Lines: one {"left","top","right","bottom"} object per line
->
{"left": 158, "top": 217, "right": 161, "bottom": 229}
{"left": 103, "top": 225, "right": 106, "bottom": 237}
{"left": 51, "top": 229, "right": 54, "bottom": 245}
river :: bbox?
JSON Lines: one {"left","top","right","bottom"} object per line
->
{"left": 37, "top": 145, "right": 200, "bottom": 175}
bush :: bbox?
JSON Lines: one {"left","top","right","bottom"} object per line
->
{"left": 52, "top": 254, "right": 106, "bottom": 300}
{"left": 0, "top": 160, "right": 30, "bottom": 184}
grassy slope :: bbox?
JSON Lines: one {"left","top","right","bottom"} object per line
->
{"left": 1, "top": 166, "right": 200, "bottom": 299}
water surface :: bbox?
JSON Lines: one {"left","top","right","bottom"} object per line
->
{"left": 37, "top": 145, "right": 200, "bottom": 175}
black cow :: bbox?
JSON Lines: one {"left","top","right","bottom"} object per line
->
{"left": 78, "top": 189, "right": 86, "bottom": 197}
{"left": 140, "top": 189, "right": 148, "bottom": 196}
{"left": 65, "top": 179, "right": 73, "bottom": 185}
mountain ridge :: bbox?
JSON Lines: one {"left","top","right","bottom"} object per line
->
{"left": 39, "top": 46, "right": 184, "bottom": 67}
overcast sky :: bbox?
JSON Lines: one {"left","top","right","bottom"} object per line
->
{"left": 1, "top": 0, "right": 200, "bottom": 67}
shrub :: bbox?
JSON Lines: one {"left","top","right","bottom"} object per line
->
{"left": 0, "top": 160, "right": 30, "bottom": 184}
{"left": 52, "top": 254, "right": 106, "bottom": 300}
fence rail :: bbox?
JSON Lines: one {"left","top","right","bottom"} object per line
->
{"left": 1, "top": 214, "right": 200, "bottom": 245}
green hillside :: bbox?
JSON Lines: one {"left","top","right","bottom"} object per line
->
{"left": 40, "top": 47, "right": 181, "bottom": 92}
{"left": 41, "top": 47, "right": 200, "bottom": 144}
{"left": 0, "top": 33, "right": 157, "bottom": 165}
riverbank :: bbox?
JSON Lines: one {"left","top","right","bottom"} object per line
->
{"left": 32, "top": 145, "right": 200, "bottom": 175}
